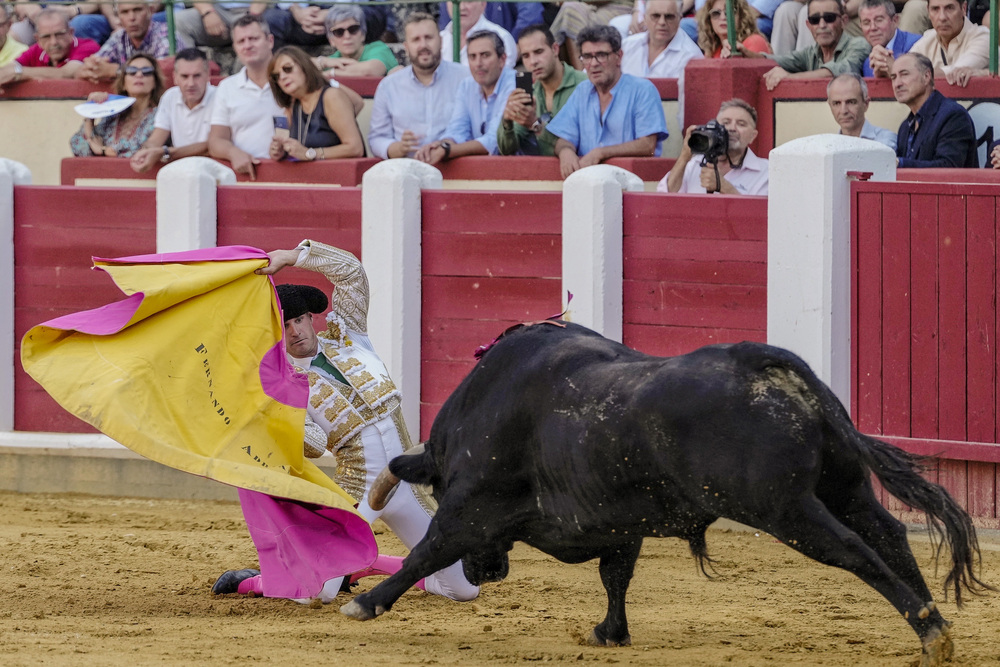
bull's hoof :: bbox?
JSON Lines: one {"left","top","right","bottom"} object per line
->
{"left": 919, "top": 624, "right": 954, "bottom": 667}
{"left": 339, "top": 597, "right": 385, "bottom": 621}
{"left": 586, "top": 629, "right": 631, "bottom": 647}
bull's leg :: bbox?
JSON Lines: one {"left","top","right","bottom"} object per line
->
{"left": 589, "top": 539, "right": 642, "bottom": 647}
{"left": 765, "top": 497, "right": 951, "bottom": 664}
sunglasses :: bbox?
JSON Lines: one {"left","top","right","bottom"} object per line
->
{"left": 807, "top": 11, "right": 841, "bottom": 24}
{"left": 580, "top": 51, "right": 613, "bottom": 64}
{"left": 270, "top": 63, "right": 296, "bottom": 80}
{"left": 125, "top": 65, "right": 155, "bottom": 76}
{"left": 709, "top": 9, "right": 725, "bottom": 18}
{"left": 330, "top": 24, "right": 362, "bottom": 38}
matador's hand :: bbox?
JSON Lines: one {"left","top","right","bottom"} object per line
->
{"left": 256, "top": 248, "right": 301, "bottom": 275}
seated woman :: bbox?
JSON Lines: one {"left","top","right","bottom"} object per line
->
{"left": 313, "top": 5, "right": 399, "bottom": 78}
{"left": 267, "top": 46, "right": 365, "bottom": 162}
{"left": 697, "top": 0, "right": 772, "bottom": 58}
{"left": 69, "top": 52, "right": 165, "bottom": 158}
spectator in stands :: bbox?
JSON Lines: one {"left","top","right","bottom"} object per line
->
{"left": 129, "top": 48, "right": 216, "bottom": 173}
{"left": 263, "top": 2, "right": 387, "bottom": 53}
{"left": 860, "top": 0, "right": 920, "bottom": 77}
{"left": 438, "top": 1, "right": 545, "bottom": 41}
{"left": 266, "top": 46, "right": 365, "bottom": 161}
{"left": 550, "top": 0, "right": 633, "bottom": 70}
{"left": 174, "top": 1, "right": 267, "bottom": 52}
{"left": 697, "top": 0, "right": 772, "bottom": 57}
{"left": 742, "top": 0, "right": 870, "bottom": 90}
{"left": 313, "top": 5, "right": 399, "bottom": 78}
{"left": 76, "top": 0, "right": 175, "bottom": 82}
{"left": 498, "top": 24, "right": 587, "bottom": 156}
{"left": 910, "top": 0, "right": 988, "bottom": 86}
{"left": 621, "top": 0, "right": 704, "bottom": 77}
{"left": 10, "top": 0, "right": 113, "bottom": 48}
{"left": 415, "top": 29, "right": 513, "bottom": 164}
{"left": 680, "top": 0, "right": 781, "bottom": 44}
{"left": 367, "top": 12, "right": 469, "bottom": 159}
{"left": 826, "top": 73, "right": 896, "bottom": 149}
{"left": 989, "top": 139, "right": 1000, "bottom": 169}
{"left": 440, "top": 1, "right": 516, "bottom": 70}
{"left": 70, "top": 52, "right": 164, "bottom": 157}
{"left": 208, "top": 14, "right": 283, "bottom": 180}
{"left": 0, "top": 9, "right": 98, "bottom": 89}
{"left": 0, "top": 4, "right": 28, "bottom": 65}
{"left": 892, "top": 52, "right": 977, "bottom": 167}
{"left": 547, "top": 25, "right": 668, "bottom": 179}
{"left": 658, "top": 98, "right": 768, "bottom": 194}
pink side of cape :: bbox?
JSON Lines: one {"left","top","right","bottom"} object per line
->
{"left": 239, "top": 489, "right": 377, "bottom": 599}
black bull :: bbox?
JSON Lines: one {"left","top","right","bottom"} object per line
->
{"left": 341, "top": 322, "right": 991, "bottom": 663}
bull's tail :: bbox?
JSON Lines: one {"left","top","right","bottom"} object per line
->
{"left": 732, "top": 342, "right": 995, "bottom": 606}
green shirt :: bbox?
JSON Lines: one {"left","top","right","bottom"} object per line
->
{"left": 769, "top": 33, "right": 871, "bottom": 76}
{"left": 497, "top": 64, "right": 588, "bottom": 157}
{"left": 331, "top": 41, "right": 398, "bottom": 73}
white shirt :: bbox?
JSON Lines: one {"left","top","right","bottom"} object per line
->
{"left": 209, "top": 68, "right": 283, "bottom": 159}
{"left": 440, "top": 14, "right": 516, "bottom": 71}
{"left": 621, "top": 30, "right": 704, "bottom": 78}
{"left": 658, "top": 147, "right": 769, "bottom": 195}
{"left": 367, "top": 60, "right": 470, "bottom": 159}
{"left": 849, "top": 120, "right": 897, "bottom": 151}
{"left": 154, "top": 84, "right": 216, "bottom": 148}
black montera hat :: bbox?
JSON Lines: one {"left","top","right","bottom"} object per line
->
{"left": 276, "top": 284, "right": 328, "bottom": 322}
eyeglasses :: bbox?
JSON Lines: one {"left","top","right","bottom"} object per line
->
{"left": 807, "top": 12, "right": 841, "bottom": 24}
{"left": 330, "top": 24, "right": 362, "bottom": 38}
{"left": 270, "top": 63, "right": 296, "bottom": 80}
{"left": 647, "top": 11, "right": 678, "bottom": 22}
{"left": 125, "top": 65, "right": 155, "bottom": 76}
{"left": 38, "top": 29, "right": 69, "bottom": 41}
{"left": 709, "top": 9, "right": 725, "bottom": 19}
{"left": 580, "top": 51, "right": 613, "bottom": 64}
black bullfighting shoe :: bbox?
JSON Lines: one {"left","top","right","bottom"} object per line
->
{"left": 211, "top": 568, "right": 260, "bottom": 595}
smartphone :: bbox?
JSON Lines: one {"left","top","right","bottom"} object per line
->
{"left": 273, "top": 115, "right": 289, "bottom": 140}
{"left": 515, "top": 71, "right": 533, "bottom": 101}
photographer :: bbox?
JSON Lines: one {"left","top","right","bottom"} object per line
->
{"left": 658, "top": 98, "right": 769, "bottom": 195}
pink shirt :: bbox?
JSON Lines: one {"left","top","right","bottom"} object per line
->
{"left": 16, "top": 38, "right": 100, "bottom": 68}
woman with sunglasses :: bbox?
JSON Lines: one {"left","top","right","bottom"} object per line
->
{"left": 313, "top": 5, "right": 398, "bottom": 78}
{"left": 697, "top": 0, "right": 772, "bottom": 58}
{"left": 267, "top": 46, "right": 365, "bottom": 162}
{"left": 70, "top": 52, "right": 164, "bottom": 158}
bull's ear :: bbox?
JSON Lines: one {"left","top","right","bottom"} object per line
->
{"left": 389, "top": 445, "right": 437, "bottom": 486}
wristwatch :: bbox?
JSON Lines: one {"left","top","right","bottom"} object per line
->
{"left": 439, "top": 141, "right": 452, "bottom": 159}
{"left": 12, "top": 61, "right": 23, "bottom": 81}
{"left": 160, "top": 145, "right": 171, "bottom": 163}
{"left": 305, "top": 147, "right": 317, "bottom": 161}
{"left": 530, "top": 119, "right": 545, "bottom": 135}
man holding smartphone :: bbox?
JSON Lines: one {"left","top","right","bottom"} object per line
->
{"left": 498, "top": 24, "right": 587, "bottom": 156}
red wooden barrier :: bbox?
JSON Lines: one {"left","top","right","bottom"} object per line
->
{"left": 851, "top": 180, "right": 1000, "bottom": 527}
{"left": 622, "top": 192, "right": 768, "bottom": 357}
{"left": 13, "top": 186, "right": 157, "bottom": 432}
{"left": 419, "top": 190, "right": 563, "bottom": 438}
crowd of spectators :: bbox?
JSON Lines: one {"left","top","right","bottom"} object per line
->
{"left": 0, "top": 0, "right": 997, "bottom": 179}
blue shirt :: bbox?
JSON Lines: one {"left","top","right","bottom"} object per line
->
{"left": 862, "top": 29, "right": 920, "bottom": 77}
{"left": 444, "top": 68, "right": 516, "bottom": 155}
{"left": 546, "top": 73, "right": 669, "bottom": 157}
{"left": 368, "top": 60, "right": 470, "bottom": 159}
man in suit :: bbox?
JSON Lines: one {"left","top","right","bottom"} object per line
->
{"left": 860, "top": 0, "right": 920, "bottom": 77}
{"left": 892, "top": 52, "right": 977, "bottom": 168}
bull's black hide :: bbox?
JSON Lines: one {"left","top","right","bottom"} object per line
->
{"left": 342, "top": 322, "right": 991, "bottom": 665}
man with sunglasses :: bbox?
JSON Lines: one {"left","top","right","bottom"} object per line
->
{"left": 743, "top": 0, "right": 870, "bottom": 90}
{"left": 547, "top": 24, "right": 668, "bottom": 179}
{"left": 262, "top": 1, "right": 387, "bottom": 53}
{"left": 313, "top": 4, "right": 398, "bottom": 78}
{"left": 620, "top": 0, "right": 703, "bottom": 79}
{"left": 0, "top": 9, "right": 98, "bottom": 89}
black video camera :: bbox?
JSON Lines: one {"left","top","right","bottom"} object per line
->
{"left": 688, "top": 120, "right": 729, "bottom": 165}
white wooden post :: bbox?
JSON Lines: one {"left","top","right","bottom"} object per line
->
{"left": 767, "top": 135, "right": 895, "bottom": 409}
{"left": 0, "top": 159, "right": 32, "bottom": 432}
{"left": 156, "top": 157, "right": 236, "bottom": 253}
{"left": 561, "top": 164, "right": 643, "bottom": 342}
{"left": 361, "top": 159, "right": 442, "bottom": 441}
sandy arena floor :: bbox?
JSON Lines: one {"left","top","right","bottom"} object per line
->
{"left": 1, "top": 491, "right": 998, "bottom": 666}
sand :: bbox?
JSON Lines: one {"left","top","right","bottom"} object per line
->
{"left": 1, "top": 491, "right": 998, "bottom": 666}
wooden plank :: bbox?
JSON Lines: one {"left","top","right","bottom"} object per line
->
{"left": 622, "top": 280, "right": 766, "bottom": 329}
{"left": 421, "top": 191, "right": 562, "bottom": 235}
{"left": 938, "top": 460, "right": 969, "bottom": 510}
{"left": 421, "top": 276, "right": 562, "bottom": 322}
{"left": 623, "top": 194, "right": 767, "bottom": 239}
{"left": 422, "top": 318, "right": 527, "bottom": 362}
{"left": 421, "top": 358, "right": 479, "bottom": 405}
{"left": 909, "top": 194, "right": 939, "bottom": 439}
{"left": 965, "top": 195, "right": 997, "bottom": 443}
{"left": 624, "top": 323, "right": 765, "bottom": 357}
{"left": 937, "top": 195, "right": 967, "bottom": 441}
{"left": 623, "top": 236, "right": 767, "bottom": 263}
{"left": 967, "top": 461, "right": 997, "bottom": 520}
{"left": 624, "top": 257, "right": 766, "bottom": 286}
{"left": 880, "top": 192, "right": 911, "bottom": 437}
{"left": 854, "top": 190, "right": 884, "bottom": 435}
{"left": 421, "top": 233, "right": 560, "bottom": 278}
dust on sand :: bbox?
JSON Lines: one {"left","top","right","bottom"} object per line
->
{"left": 1, "top": 491, "right": 998, "bottom": 666}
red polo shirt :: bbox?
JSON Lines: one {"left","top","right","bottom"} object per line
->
{"left": 16, "top": 37, "right": 100, "bottom": 68}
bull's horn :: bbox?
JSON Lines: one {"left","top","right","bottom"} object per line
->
{"left": 368, "top": 444, "right": 426, "bottom": 511}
